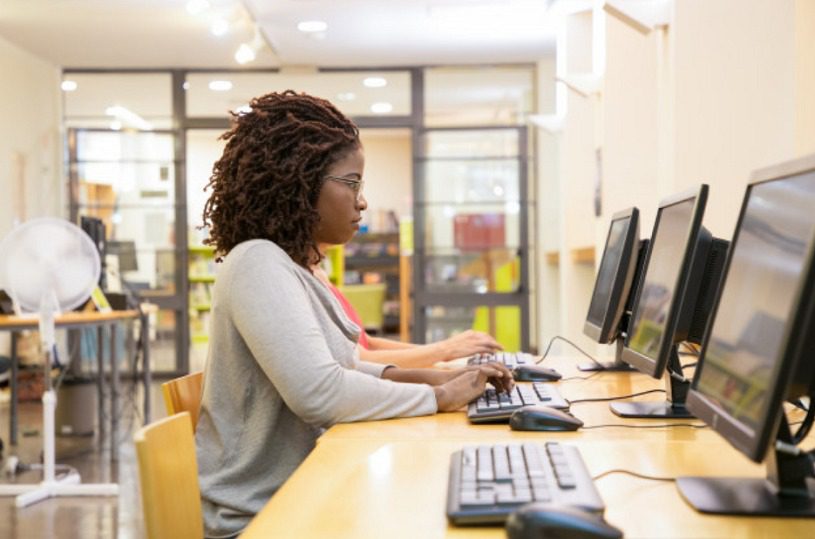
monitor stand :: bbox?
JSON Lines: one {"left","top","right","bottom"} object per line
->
{"left": 578, "top": 340, "right": 636, "bottom": 372}
{"left": 677, "top": 418, "right": 815, "bottom": 516}
{"left": 609, "top": 345, "right": 693, "bottom": 418}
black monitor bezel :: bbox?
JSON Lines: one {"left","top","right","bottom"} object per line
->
{"left": 583, "top": 207, "right": 640, "bottom": 344}
{"left": 686, "top": 155, "right": 815, "bottom": 463}
{"left": 621, "top": 184, "right": 709, "bottom": 378}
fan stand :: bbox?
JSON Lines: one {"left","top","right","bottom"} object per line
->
{"left": 0, "top": 310, "right": 119, "bottom": 507}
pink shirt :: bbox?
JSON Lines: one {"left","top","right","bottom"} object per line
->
{"left": 327, "top": 283, "right": 370, "bottom": 349}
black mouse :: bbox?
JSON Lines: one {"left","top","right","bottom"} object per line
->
{"left": 509, "top": 405, "right": 583, "bottom": 432}
{"left": 506, "top": 503, "right": 623, "bottom": 539}
{"left": 512, "top": 364, "right": 562, "bottom": 382}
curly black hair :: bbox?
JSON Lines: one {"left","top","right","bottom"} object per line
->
{"left": 202, "top": 90, "right": 360, "bottom": 267}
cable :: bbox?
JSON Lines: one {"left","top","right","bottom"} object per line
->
{"left": 582, "top": 423, "right": 707, "bottom": 430}
{"left": 592, "top": 468, "right": 676, "bottom": 482}
{"left": 567, "top": 388, "right": 665, "bottom": 405}
{"left": 681, "top": 362, "right": 697, "bottom": 370}
{"left": 536, "top": 335, "right": 604, "bottom": 367}
{"left": 560, "top": 371, "right": 604, "bottom": 382}
{"left": 791, "top": 394, "right": 815, "bottom": 445}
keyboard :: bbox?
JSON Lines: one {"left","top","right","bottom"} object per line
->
{"left": 467, "top": 383, "right": 569, "bottom": 423}
{"left": 446, "top": 442, "right": 605, "bottom": 525}
{"left": 467, "top": 351, "right": 537, "bottom": 368}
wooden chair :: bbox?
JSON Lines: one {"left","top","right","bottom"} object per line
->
{"left": 162, "top": 371, "right": 204, "bottom": 432}
{"left": 134, "top": 412, "right": 204, "bottom": 539}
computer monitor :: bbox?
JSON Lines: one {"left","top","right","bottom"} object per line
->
{"left": 80, "top": 215, "right": 106, "bottom": 289}
{"left": 107, "top": 240, "right": 139, "bottom": 273}
{"left": 580, "top": 207, "right": 647, "bottom": 371}
{"left": 678, "top": 154, "right": 815, "bottom": 516}
{"left": 613, "top": 184, "right": 729, "bottom": 418}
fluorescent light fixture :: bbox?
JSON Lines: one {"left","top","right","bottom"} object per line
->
{"left": 186, "top": 0, "right": 210, "bottom": 16}
{"left": 370, "top": 102, "right": 393, "bottom": 114}
{"left": 363, "top": 77, "right": 387, "bottom": 88}
{"left": 297, "top": 20, "right": 327, "bottom": 33}
{"left": 336, "top": 92, "right": 356, "bottom": 102}
{"left": 60, "top": 80, "right": 77, "bottom": 92}
{"left": 105, "top": 105, "right": 153, "bottom": 131}
{"left": 210, "top": 18, "right": 229, "bottom": 37}
{"left": 235, "top": 43, "right": 256, "bottom": 64}
{"left": 208, "top": 80, "right": 233, "bottom": 92}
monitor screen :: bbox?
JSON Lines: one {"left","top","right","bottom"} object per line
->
{"left": 690, "top": 167, "right": 815, "bottom": 460}
{"left": 623, "top": 188, "right": 706, "bottom": 378}
{"left": 584, "top": 207, "right": 639, "bottom": 344}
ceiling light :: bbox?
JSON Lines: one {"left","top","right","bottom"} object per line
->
{"left": 337, "top": 92, "right": 356, "bottom": 102}
{"left": 60, "top": 80, "right": 77, "bottom": 92}
{"left": 297, "top": 20, "right": 328, "bottom": 33}
{"left": 235, "top": 43, "right": 256, "bottom": 64}
{"left": 208, "top": 80, "right": 233, "bottom": 92}
{"left": 183, "top": 82, "right": 190, "bottom": 90}
{"left": 363, "top": 77, "right": 387, "bottom": 88}
{"left": 186, "top": 0, "right": 210, "bottom": 16}
{"left": 210, "top": 18, "right": 229, "bottom": 37}
{"left": 234, "top": 104, "right": 252, "bottom": 115}
{"left": 109, "top": 120, "right": 122, "bottom": 131}
{"left": 105, "top": 105, "right": 153, "bottom": 131}
{"left": 370, "top": 102, "right": 393, "bottom": 114}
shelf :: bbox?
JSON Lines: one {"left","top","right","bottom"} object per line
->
{"left": 545, "top": 250, "right": 560, "bottom": 265}
{"left": 345, "top": 256, "right": 399, "bottom": 268}
{"left": 570, "top": 247, "right": 595, "bottom": 265}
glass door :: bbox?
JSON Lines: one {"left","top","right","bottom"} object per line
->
{"left": 413, "top": 127, "right": 531, "bottom": 351}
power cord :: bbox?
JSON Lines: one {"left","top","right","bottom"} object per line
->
{"left": 560, "top": 371, "right": 604, "bottom": 382}
{"left": 592, "top": 468, "right": 676, "bottom": 482}
{"left": 536, "top": 335, "right": 604, "bottom": 368}
{"left": 567, "top": 388, "right": 665, "bottom": 405}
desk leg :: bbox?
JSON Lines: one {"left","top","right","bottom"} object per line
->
{"left": 110, "top": 324, "right": 119, "bottom": 462}
{"left": 141, "top": 313, "right": 151, "bottom": 424}
{"left": 10, "top": 332, "right": 18, "bottom": 446}
{"left": 96, "top": 326, "right": 105, "bottom": 444}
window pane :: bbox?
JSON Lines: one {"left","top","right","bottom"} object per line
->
{"left": 423, "top": 250, "right": 521, "bottom": 293}
{"left": 63, "top": 73, "right": 172, "bottom": 129}
{"left": 185, "top": 71, "right": 411, "bottom": 118}
{"left": 425, "top": 66, "right": 534, "bottom": 127}
{"left": 425, "top": 305, "right": 522, "bottom": 351}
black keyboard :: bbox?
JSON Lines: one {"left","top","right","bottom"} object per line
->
{"left": 467, "top": 383, "right": 569, "bottom": 423}
{"left": 467, "top": 351, "right": 537, "bottom": 368}
{"left": 446, "top": 442, "right": 605, "bottom": 525}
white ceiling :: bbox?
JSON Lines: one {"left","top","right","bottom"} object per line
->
{"left": 0, "top": 0, "right": 557, "bottom": 69}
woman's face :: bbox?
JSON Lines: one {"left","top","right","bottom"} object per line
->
{"left": 314, "top": 145, "right": 367, "bottom": 246}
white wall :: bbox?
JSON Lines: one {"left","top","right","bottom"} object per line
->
{"left": 0, "top": 35, "right": 62, "bottom": 239}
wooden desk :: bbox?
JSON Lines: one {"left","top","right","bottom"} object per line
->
{"left": 241, "top": 355, "right": 814, "bottom": 538}
{"left": 0, "top": 310, "right": 151, "bottom": 457}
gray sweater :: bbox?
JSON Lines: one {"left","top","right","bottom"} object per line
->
{"left": 195, "top": 239, "right": 437, "bottom": 538}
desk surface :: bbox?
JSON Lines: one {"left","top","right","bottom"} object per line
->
{"left": 0, "top": 310, "right": 139, "bottom": 329}
{"left": 242, "top": 355, "right": 814, "bottom": 538}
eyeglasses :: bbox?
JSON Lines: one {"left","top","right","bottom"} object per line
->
{"left": 325, "top": 175, "right": 365, "bottom": 201}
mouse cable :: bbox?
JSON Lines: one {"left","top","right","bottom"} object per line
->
{"left": 567, "top": 388, "right": 665, "bottom": 405}
{"left": 536, "top": 335, "right": 604, "bottom": 368}
{"left": 591, "top": 469, "right": 676, "bottom": 483}
{"left": 582, "top": 423, "right": 708, "bottom": 430}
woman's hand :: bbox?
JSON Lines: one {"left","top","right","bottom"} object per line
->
{"left": 435, "top": 330, "right": 503, "bottom": 362}
{"left": 432, "top": 363, "right": 514, "bottom": 412}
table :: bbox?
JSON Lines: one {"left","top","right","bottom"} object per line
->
{"left": 0, "top": 309, "right": 151, "bottom": 458}
{"left": 241, "top": 355, "right": 814, "bottom": 538}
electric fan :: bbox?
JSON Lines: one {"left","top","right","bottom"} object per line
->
{"left": 0, "top": 217, "right": 119, "bottom": 507}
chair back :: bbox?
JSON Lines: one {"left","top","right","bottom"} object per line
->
{"left": 134, "top": 412, "right": 204, "bottom": 539}
{"left": 162, "top": 371, "right": 204, "bottom": 431}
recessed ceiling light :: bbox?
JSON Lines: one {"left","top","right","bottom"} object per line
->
{"left": 337, "top": 92, "right": 356, "bottom": 102}
{"left": 186, "top": 0, "right": 210, "bottom": 16}
{"left": 208, "top": 80, "right": 233, "bottom": 92}
{"left": 363, "top": 77, "right": 387, "bottom": 88}
{"left": 183, "top": 82, "right": 190, "bottom": 91}
{"left": 210, "top": 18, "right": 229, "bottom": 37}
{"left": 109, "top": 120, "right": 122, "bottom": 131}
{"left": 235, "top": 44, "right": 256, "bottom": 64}
{"left": 61, "top": 80, "right": 77, "bottom": 92}
{"left": 370, "top": 102, "right": 393, "bottom": 114}
{"left": 297, "top": 20, "right": 328, "bottom": 33}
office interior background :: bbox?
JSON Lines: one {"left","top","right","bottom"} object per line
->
{"left": 0, "top": 0, "right": 814, "bottom": 537}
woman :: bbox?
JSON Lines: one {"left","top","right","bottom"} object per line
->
{"left": 195, "top": 90, "right": 513, "bottom": 538}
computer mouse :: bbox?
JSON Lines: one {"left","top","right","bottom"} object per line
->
{"left": 509, "top": 405, "right": 583, "bottom": 432}
{"left": 506, "top": 503, "right": 623, "bottom": 539}
{"left": 512, "top": 364, "right": 562, "bottom": 382}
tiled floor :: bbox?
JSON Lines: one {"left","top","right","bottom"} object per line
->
{"left": 0, "top": 380, "right": 167, "bottom": 539}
